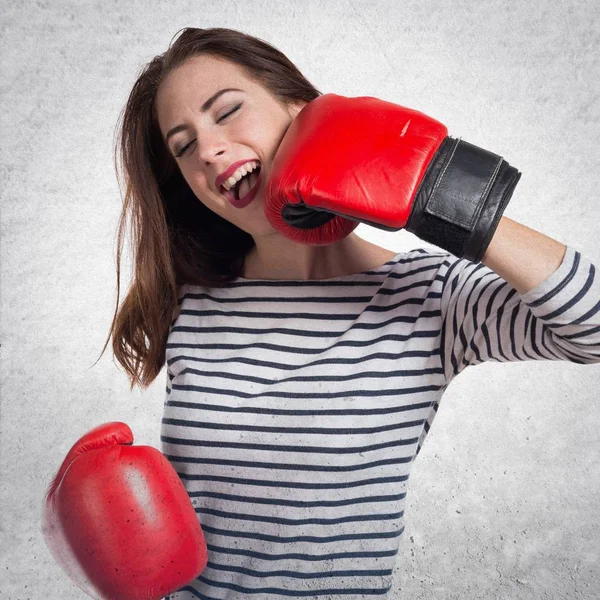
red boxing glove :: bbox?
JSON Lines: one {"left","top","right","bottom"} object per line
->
{"left": 266, "top": 94, "right": 521, "bottom": 263}
{"left": 41, "top": 422, "right": 208, "bottom": 600}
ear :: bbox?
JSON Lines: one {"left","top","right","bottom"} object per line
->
{"left": 287, "top": 100, "right": 308, "bottom": 120}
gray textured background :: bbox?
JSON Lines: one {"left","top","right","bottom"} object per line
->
{"left": 1, "top": 0, "right": 599, "bottom": 598}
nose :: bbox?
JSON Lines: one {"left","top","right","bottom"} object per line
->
{"left": 205, "top": 150, "right": 225, "bottom": 167}
{"left": 195, "top": 130, "right": 228, "bottom": 165}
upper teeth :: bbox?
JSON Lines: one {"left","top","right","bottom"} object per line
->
{"left": 222, "top": 161, "right": 260, "bottom": 191}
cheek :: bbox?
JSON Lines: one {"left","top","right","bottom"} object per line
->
{"left": 238, "top": 114, "right": 288, "bottom": 155}
{"left": 185, "top": 174, "right": 209, "bottom": 198}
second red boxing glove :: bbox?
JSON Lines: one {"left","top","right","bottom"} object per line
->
{"left": 41, "top": 422, "right": 208, "bottom": 600}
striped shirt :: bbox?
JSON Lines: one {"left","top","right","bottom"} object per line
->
{"left": 161, "top": 245, "right": 600, "bottom": 599}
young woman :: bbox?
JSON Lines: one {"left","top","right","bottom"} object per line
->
{"left": 101, "top": 27, "right": 600, "bottom": 599}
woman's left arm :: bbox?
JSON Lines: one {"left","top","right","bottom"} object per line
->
{"left": 438, "top": 215, "right": 600, "bottom": 382}
{"left": 482, "top": 216, "right": 568, "bottom": 295}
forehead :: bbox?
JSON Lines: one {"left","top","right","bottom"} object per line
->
{"left": 158, "top": 55, "right": 254, "bottom": 109}
{"left": 171, "top": 54, "right": 253, "bottom": 87}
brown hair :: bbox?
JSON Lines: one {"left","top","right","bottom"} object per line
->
{"left": 96, "top": 27, "right": 321, "bottom": 391}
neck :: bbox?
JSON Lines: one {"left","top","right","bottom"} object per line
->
{"left": 242, "top": 233, "right": 396, "bottom": 281}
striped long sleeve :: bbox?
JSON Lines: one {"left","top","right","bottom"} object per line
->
{"left": 440, "top": 245, "right": 600, "bottom": 383}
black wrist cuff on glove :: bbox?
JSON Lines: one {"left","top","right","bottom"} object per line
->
{"left": 405, "top": 137, "right": 521, "bottom": 263}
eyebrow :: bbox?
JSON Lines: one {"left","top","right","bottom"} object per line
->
{"left": 164, "top": 88, "right": 244, "bottom": 147}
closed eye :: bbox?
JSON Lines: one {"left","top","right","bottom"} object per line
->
{"left": 174, "top": 104, "right": 242, "bottom": 158}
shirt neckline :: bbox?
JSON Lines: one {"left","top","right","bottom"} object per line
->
{"left": 233, "top": 251, "right": 405, "bottom": 283}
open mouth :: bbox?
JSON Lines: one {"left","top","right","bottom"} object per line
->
{"left": 220, "top": 164, "right": 262, "bottom": 206}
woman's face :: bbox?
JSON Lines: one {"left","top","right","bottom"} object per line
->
{"left": 155, "top": 54, "right": 307, "bottom": 235}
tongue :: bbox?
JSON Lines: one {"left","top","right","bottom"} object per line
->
{"left": 236, "top": 170, "right": 259, "bottom": 200}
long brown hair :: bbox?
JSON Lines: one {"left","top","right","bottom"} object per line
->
{"left": 96, "top": 27, "right": 321, "bottom": 391}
